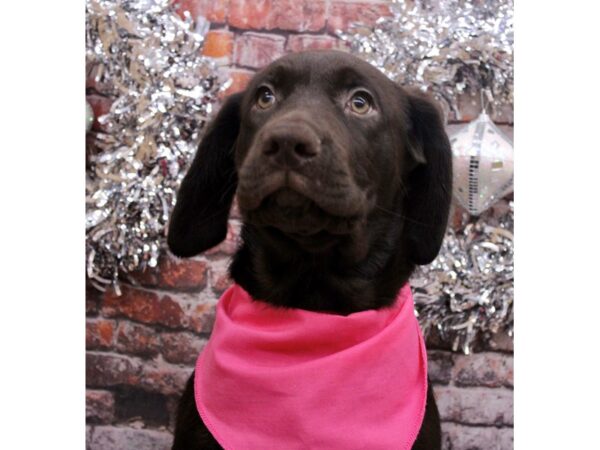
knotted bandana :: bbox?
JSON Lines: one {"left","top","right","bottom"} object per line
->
{"left": 195, "top": 283, "right": 427, "bottom": 449}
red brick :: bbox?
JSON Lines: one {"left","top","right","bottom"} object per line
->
{"left": 442, "top": 423, "right": 513, "bottom": 450}
{"left": 128, "top": 253, "right": 207, "bottom": 291}
{"left": 102, "top": 285, "right": 186, "bottom": 329}
{"left": 87, "top": 352, "right": 142, "bottom": 387}
{"left": 427, "top": 350, "right": 454, "bottom": 385}
{"left": 166, "top": 396, "right": 180, "bottom": 431}
{"left": 140, "top": 364, "right": 193, "bottom": 396}
{"left": 87, "top": 319, "right": 117, "bottom": 350}
{"left": 267, "top": 0, "right": 326, "bottom": 32}
{"left": 286, "top": 34, "right": 340, "bottom": 52}
{"left": 112, "top": 389, "right": 169, "bottom": 426}
{"left": 173, "top": 0, "right": 229, "bottom": 24}
{"left": 229, "top": 0, "right": 272, "bottom": 30}
{"left": 86, "top": 94, "right": 113, "bottom": 131}
{"left": 222, "top": 69, "right": 254, "bottom": 96}
{"left": 161, "top": 332, "right": 208, "bottom": 365}
{"left": 452, "top": 352, "right": 514, "bottom": 388}
{"left": 202, "top": 29, "right": 234, "bottom": 60}
{"left": 87, "top": 425, "right": 173, "bottom": 450}
{"left": 189, "top": 302, "right": 217, "bottom": 333}
{"left": 234, "top": 32, "right": 286, "bottom": 69}
{"left": 115, "top": 322, "right": 161, "bottom": 358}
{"left": 204, "top": 220, "right": 241, "bottom": 256}
{"left": 87, "top": 283, "right": 103, "bottom": 316}
{"left": 207, "top": 260, "right": 233, "bottom": 295}
{"left": 229, "top": 0, "right": 326, "bottom": 32}
{"left": 87, "top": 296, "right": 100, "bottom": 316}
{"left": 327, "top": 1, "right": 392, "bottom": 33}
{"left": 435, "top": 386, "right": 513, "bottom": 426}
{"left": 86, "top": 390, "right": 115, "bottom": 424}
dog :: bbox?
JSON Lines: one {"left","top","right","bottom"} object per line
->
{"left": 167, "top": 50, "right": 452, "bottom": 450}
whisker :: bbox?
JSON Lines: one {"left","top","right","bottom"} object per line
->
{"left": 193, "top": 205, "right": 233, "bottom": 229}
{"left": 374, "top": 204, "right": 429, "bottom": 227}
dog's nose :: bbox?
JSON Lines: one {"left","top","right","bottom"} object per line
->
{"left": 261, "top": 128, "right": 319, "bottom": 169}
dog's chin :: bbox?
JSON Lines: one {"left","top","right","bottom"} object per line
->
{"left": 241, "top": 188, "right": 363, "bottom": 252}
{"left": 266, "top": 227, "right": 342, "bottom": 252}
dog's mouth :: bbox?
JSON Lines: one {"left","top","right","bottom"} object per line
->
{"left": 236, "top": 168, "right": 372, "bottom": 252}
{"left": 237, "top": 171, "right": 368, "bottom": 216}
{"left": 239, "top": 184, "right": 366, "bottom": 251}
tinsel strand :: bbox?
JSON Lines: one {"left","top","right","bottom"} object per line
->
{"left": 86, "top": 0, "right": 229, "bottom": 291}
{"left": 411, "top": 201, "right": 514, "bottom": 354}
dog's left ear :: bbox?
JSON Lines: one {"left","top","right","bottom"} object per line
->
{"left": 167, "top": 92, "right": 244, "bottom": 257}
{"left": 403, "top": 90, "right": 453, "bottom": 265}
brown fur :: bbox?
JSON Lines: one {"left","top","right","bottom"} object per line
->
{"left": 168, "top": 50, "right": 452, "bottom": 449}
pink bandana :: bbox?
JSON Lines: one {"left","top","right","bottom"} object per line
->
{"left": 194, "top": 283, "right": 427, "bottom": 450}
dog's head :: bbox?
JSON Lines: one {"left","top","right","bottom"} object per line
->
{"left": 168, "top": 51, "right": 451, "bottom": 294}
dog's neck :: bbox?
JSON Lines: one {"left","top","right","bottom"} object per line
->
{"left": 229, "top": 209, "right": 414, "bottom": 315}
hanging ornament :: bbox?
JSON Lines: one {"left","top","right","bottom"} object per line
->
{"left": 450, "top": 111, "right": 513, "bottom": 215}
{"left": 86, "top": 101, "right": 94, "bottom": 132}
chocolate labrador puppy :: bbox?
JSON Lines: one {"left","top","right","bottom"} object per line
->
{"left": 167, "top": 50, "right": 452, "bottom": 449}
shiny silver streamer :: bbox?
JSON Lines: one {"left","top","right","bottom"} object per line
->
{"left": 338, "top": 0, "right": 513, "bottom": 120}
{"left": 86, "top": 0, "right": 229, "bottom": 290}
{"left": 411, "top": 201, "right": 513, "bottom": 354}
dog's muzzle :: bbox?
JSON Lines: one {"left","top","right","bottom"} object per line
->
{"left": 235, "top": 115, "right": 371, "bottom": 244}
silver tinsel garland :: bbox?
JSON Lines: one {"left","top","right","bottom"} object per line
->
{"left": 338, "top": 0, "right": 513, "bottom": 120}
{"left": 411, "top": 201, "right": 513, "bottom": 354}
{"left": 86, "top": 0, "right": 229, "bottom": 291}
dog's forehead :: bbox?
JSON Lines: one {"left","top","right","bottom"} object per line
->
{"left": 257, "top": 50, "right": 391, "bottom": 89}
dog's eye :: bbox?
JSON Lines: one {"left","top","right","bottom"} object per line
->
{"left": 348, "top": 92, "right": 372, "bottom": 115}
{"left": 256, "top": 87, "right": 276, "bottom": 109}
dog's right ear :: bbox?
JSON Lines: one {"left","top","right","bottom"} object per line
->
{"left": 167, "top": 92, "right": 244, "bottom": 257}
{"left": 403, "top": 90, "right": 453, "bottom": 266}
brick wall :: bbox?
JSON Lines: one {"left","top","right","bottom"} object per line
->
{"left": 86, "top": 1, "right": 514, "bottom": 448}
